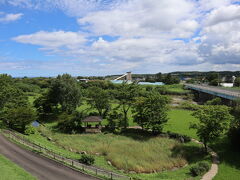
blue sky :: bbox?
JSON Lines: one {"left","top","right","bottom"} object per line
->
{"left": 0, "top": 0, "right": 240, "bottom": 77}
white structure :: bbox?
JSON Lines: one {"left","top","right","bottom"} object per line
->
{"left": 113, "top": 72, "right": 132, "bottom": 81}
{"left": 220, "top": 83, "right": 234, "bottom": 87}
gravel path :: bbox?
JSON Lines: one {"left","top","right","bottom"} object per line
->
{"left": 0, "top": 134, "right": 99, "bottom": 180}
{"left": 191, "top": 139, "right": 219, "bottom": 180}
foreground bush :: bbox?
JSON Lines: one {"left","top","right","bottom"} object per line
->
{"left": 24, "top": 125, "right": 36, "bottom": 135}
{"left": 79, "top": 154, "right": 95, "bottom": 165}
{"left": 190, "top": 162, "right": 210, "bottom": 176}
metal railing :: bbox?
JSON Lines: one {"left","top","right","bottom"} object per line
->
{"left": 3, "top": 130, "right": 130, "bottom": 180}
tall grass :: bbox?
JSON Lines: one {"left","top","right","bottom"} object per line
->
{"left": 50, "top": 132, "right": 187, "bottom": 173}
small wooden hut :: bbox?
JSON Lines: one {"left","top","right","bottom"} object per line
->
{"left": 82, "top": 116, "right": 103, "bottom": 133}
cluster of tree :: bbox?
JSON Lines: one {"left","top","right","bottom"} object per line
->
{"left": 0, "top": 74, "right": 36, "bottom": 133}
{"left": 32, "top": 74, "right": 171, "bottom": 134}
{"left": 145, "top": 73, "right": 180, "bottom": 84}
{"left": 234, "top": 77, "right": 240, "bottom": 87}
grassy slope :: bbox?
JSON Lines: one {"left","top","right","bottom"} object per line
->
{"left": 0, "top": 155, "right": 36, "bottom": 180}
{"left": 27, "top": 92, "right": 238, "bottom": 179}
{"left": 211, "top": 137, "right": 240, "bottom": 180}
{"left": 21, "top": 109, "right": 210, "bottom": 180}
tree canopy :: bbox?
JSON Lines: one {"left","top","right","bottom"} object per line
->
{"left": 191, "top": 105, "right": 233, "bottom": 151}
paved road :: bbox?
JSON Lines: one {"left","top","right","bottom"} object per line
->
{"left": 185, "top": 84, "right": 240, "bottom": 99}
{"left": 0, "top": 134, "right": 99, "bottom": 180}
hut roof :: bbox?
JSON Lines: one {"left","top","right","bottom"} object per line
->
{"left": 82, "top": 116, "right": 103, "bottom": 122}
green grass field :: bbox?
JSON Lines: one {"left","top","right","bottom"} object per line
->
{"left": 25, "top": 92, "right": 240, "bottom": 180}
{"left": 164, "top": 109, "right": 198, "bottom": 139}
{"left": 0, "top": 155, "right": 36, "bottom": 180}
{"left": 19, "top": 108, "right": 211, "bottom": 179}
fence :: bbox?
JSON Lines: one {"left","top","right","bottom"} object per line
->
{"left": 3, "top": 130, "right": 130, "bottom": 180}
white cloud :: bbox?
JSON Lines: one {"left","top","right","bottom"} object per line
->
{"left": 13, "top": 31, "right": 87, "bottom": 50}
{"left": 8, "top": 0, "right": 240, "bottom": 74}
{"left": 205, "top": 5, "right": 240, "bottom": 26}
{"left": 0, "top": 12, "right": 23, "bottom": 23}
{"left": 78, "top": 0, "right": 198, "bottom": 38}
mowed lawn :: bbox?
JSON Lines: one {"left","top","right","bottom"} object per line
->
{"left": 164, "top": 109, "right": 198, "bottom": 139}
{"left": 0, "top": 155, "right": 36, "bottom": 180}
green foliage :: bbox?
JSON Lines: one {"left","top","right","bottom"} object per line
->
{"left": 57, "top": 111, "right": 85, "bottom": 134}
{"left": 24, "top": 125, "right": 36, "bottom": 135}
{"left": 49, "top": 74, "right": 82, "bottom": 113}
{"left": 228, "top": 104, "right": 240, "bottom": 149}
{"left": 133, "top": 93, "right": 170, "bottom": 134}
{"left": 1, "top": 106, "right": 36, "bottom": 133}
{"left": 106, "top": 110, "right": 123, "bottom": 132}
{"left": 163, "top": 74, "right": 180, "bottom": 85}
{"left": 179, "top": 102, "right": 200, "bottom": 111}
{"left": 0, "top": 74, "right": 27, "bottom": 110}
{"left": 190, "top": 105, "right": 233, "bottom": 151}
{"left": 86, "top": 86, "right": 111, "bottom": 117}
{"left": 79, "top": 154, "right": 95, "bottom": 165}
{"left": 34, "top": 92, "right": 58, "bottom": 122}
{"left": 234, "top": 77, "right": 240, "bottom": 87}
{"left": 205, "top": 97, "right": 222, "bottom": 105}
{"left": 190, "top": 162, "right": 210, "bottom": 177}
{"left": 113, "top": 83, "right": 140, "bottom": 129}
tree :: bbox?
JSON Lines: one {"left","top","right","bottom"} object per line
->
{"left": 205, "top": 97, "right": 222, "bottom": 105}
{"left": 228, "top": 102, "right": 240, "bottom": 149}
{"left": 87, "top": 86, "right": 111, "bottom": 117}
{"left": 155, "top": 72, "right": 162, "bottom": 82}
{"left": 106, "top": 110, "right": 123, "bottom": 132}
{"left": 234, "top": 77, "right": 240, "bottom": 87}
{"left": 133, "top": 93, "right": 170, "bottom": 134}
{"left": 163, "top": 74, "right": 180, "bottom": 85}
{"left": 113, "top": 83, "right": 139, "bottom": 129}
{"left": 190, "top": 105, "right": 233, "bottom": 151}
{"left": 1, "top": 106, "right": 36, "bottom": 133}
{"left": 47, "top": 74, "right": 81, "bottom": 113}
{"left": 57, "top": 111, "right": 85, "bottom": 134}
{"left": 206, "top": 73, "right": 220, "bottom": 86}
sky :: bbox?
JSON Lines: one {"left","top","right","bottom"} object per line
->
{"left": 0, "top": 0, "right": 240, "bottom": 77}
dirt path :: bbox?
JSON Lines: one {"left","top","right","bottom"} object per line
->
{"left": 0, "top": 134, "right": 99, "bottom": 180}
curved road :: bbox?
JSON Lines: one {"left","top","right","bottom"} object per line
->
{"left": 0, "top": 134, "right": 99, "bottom": 180}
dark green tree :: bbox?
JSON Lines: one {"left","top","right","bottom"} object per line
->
{"left": 46, "top": 74, "right": 82, "bottom": 113}
{"left": 234, "top": 77, "right": 240, "bottom": 87}
{"left": 133, "top": 93, "right": 170, "bottom": 133}
{"left": 1, "top": 106, "right": 36, "bottom": 133}
{"left": 87, "top": 86, "right": 111, "bottom": 117}
{"left": 114, "top": 83, "right": 139, "bottom": 129}
{"left": 190, "top": 105, "right": 233, "bottom": 151}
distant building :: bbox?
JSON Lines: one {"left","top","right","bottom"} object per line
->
{"left": 220, "top": 83, "right": 234, "bottom": 87}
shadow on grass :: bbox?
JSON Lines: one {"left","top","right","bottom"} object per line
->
{"left": 210, "top": 136, "right": 240, "bottom": 170}
{"left": 171, "top": 144, "right": 210, "bottom": 164}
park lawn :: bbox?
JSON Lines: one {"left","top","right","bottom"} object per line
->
{"left": 164, "top": 109, "right": 198, "bottom": 139}
{"left": 164, "top": 84, "right": 190, "bottom": 93}
{"left": 19, "top": 108, "right": 211, "bottom": 179}
{"left": 0, "top": 155, "right": 36, "bottom": 180}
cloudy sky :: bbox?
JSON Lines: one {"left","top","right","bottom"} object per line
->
{"left": 0, "top": 0, "right": 240, "bottom": 77}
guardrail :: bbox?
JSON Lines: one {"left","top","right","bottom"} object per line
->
{"left": 185, "top": 84, "right": 240, "bottom": 100}
{"left": 2, "top": 130, "right": 130, "bottom": 180}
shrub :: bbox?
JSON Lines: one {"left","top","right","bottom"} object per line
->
{"left": 79, "top": 154, "right": 95, "bottom": 165}
{"left": 190, "top": 162, "right": 210, "bottom": 176}
{"left": 24, "top": 125, "right": 36, "bottom": 135}
{"left": 179, "top": 102, "right": 200, "bottom": 111}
